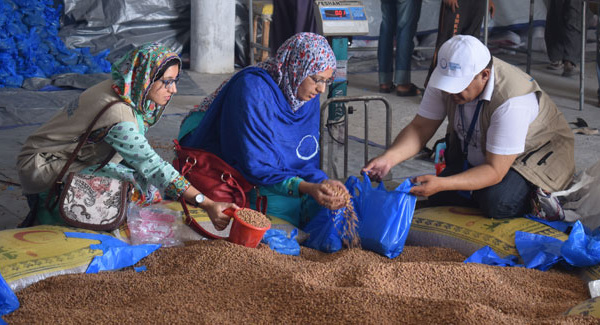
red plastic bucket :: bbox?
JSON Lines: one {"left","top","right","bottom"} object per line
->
{"left": 225, "top": 208, "right": 271, "bottom": 248}
{"left": 181, "top": 198, "right": 271, "bottom": 248}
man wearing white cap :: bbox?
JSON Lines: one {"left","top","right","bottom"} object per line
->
{"left": 363, "top": 35, "right": 574, "bottom": 218}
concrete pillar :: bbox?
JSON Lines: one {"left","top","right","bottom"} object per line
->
{"left": 190, "top": 0, "right": 235, "bottom": 73}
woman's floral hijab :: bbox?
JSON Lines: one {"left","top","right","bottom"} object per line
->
{"left": 195, "top": 32, "right": 336, "bottom": 113}
{"left": 258, "top": 32, "right": 336, "bottom": 111}
{"left": 111, "top": 43, "right": 181, "bottom": 126}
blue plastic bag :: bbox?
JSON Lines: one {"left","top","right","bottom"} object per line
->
{"left": 562, "top": 221, "right": 600, "bottom": 267}
{"left": 0, "top": 271, "right": 19, "bottom": 317}
{"left": 347, "top": 173, "right": 417, "bottom": 258}
{"left": 65, "top": 232, "right": 161, "bottom": 273}
{"left": 261, "top": 229, "right": 301, "bottom": 256}
{"left": 302, "top": 207, "right": 346, "bottom": 253}
{"left": 515, "top": 231, "right": 564, "bottom": 271}
{"left": 465, "top": 246, "right": 522, "bottom": 267}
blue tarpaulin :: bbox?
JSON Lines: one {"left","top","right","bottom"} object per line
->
{"left": 0, "top": 0, "right": 111, "bottom": 88}
{"left": 64, "top": 232, "right": 160, "bottom": 274}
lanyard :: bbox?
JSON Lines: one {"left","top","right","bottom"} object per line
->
{"left": 457, "top": 100, "right": 484, "bottom": 200}
{"left": 458, "top": 100, "right": 484, "bottom": 161}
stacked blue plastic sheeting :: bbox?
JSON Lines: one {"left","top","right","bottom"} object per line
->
{"left": 0, "top": 0, "right": 111, "bottom": 88}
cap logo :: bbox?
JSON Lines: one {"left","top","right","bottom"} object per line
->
{"left": 448, "top": 62, "right": 461, "bottom": 71}
{"left": 440, "top": 58, "right": 447, "bottom": 69}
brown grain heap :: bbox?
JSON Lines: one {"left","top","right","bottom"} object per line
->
{"left": 4, "top": 242, "right": 596, "bottom": 324}
{"left": 235, "top": 208, "right": 271, "bottom": 229}
{"left": 323, "top": 183, "right": 360, "bottom": 248}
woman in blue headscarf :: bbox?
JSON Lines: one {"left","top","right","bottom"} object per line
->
{"left": 179, "top": 32, "right": 347, "bottom": 227}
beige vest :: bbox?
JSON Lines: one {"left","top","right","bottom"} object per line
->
{"left": 443, "top": 57, "right": 575, "bottom": 192}
{"left": 17, "top": 80, "right": 139, "bottom": 194}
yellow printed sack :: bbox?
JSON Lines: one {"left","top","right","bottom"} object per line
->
{"left": 0, "top": 226, "right": 102, "bottom": 292}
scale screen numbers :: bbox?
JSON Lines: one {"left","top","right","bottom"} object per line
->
{"left": 324, "top": 9, "right": 347, "bottom": 18}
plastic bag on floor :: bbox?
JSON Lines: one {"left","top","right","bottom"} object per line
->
{"left": 347, "top": 174, "right": 417, "bottom": 258}
{"left": 261, "top": 229, "right": 300, "bottom": 256}
{"left": 127, "top": 204, "right": 185, "bottom": 247}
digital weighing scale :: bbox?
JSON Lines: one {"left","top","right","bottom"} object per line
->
{"left": 314, "top": 1, "right": 368, "bottom": 121}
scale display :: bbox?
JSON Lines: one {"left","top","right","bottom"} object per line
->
{"left": 314, "top": 1, "right": 368, "bottom": 36}
{"left": 324, "top": 9, "right": 348, "bottom": 19}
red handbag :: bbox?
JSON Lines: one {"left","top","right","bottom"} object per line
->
{"left": 173, "top": 140, "right": 266, "bottom": 212}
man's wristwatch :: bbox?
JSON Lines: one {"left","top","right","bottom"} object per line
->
{"left": 194, "top": 193, "right": 205, "bottom": 207}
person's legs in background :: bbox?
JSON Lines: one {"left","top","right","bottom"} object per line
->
{"left": 560, "top": 0, "right": 582, "bottom": 77}
{"left": 424, "top": 0, "right": 487, "bottom": 88}
{"left": 544, "top": 0, "right": 582, "bottom": 76}
{"left": 545, "top": 0, "right": 566, "bottom": 70}
{"left": 294, "top": 0, "right": 317, "bottom": 35}
{"left": 597, "top": 21, "right": 600, "bottom": 106}
{"left": 591, "top": 3, "right": 600, "bottom": 106}
{"left": 271, "top": 0, "right": 295, "bottom": 56}
{"left": 270, "top": 0, "right": 318, "bottom": 57}
{"left": 425, "top": 1, "right": 457, "bottom": 88}
{"left": 393, "top": 0, "right": 422, "bottom": 96}
{"left": 378, "top": 0, "right": 397, "bottom": 93}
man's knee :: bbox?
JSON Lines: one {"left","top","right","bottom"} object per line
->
{"left": 475, "top": 189, "right": 531, "bottom": 219}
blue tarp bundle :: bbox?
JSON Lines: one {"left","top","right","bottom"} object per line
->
{"left": 0, "top": 0, "right": 111, "bottom": 88}
{"left": 466, "top": 220, "right": 600, "bottom": 271}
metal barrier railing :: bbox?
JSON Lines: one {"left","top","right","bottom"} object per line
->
{"left": 319, "top": 95, "right": 392, "bottom": 179}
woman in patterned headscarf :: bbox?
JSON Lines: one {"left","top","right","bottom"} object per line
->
{"left": 17, "top": 43, "right": 236, "bottom": 229}
{"left": 179, "top": 33, "right": 348, "bottom": 227}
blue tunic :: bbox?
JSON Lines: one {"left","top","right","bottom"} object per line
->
{"left": 180, "top": 67, "right": 328, "bottom": 226}
{"left": 181, "top": 67, "right": 327, "bottom": 186}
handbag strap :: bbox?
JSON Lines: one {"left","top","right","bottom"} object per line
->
{"left": 179, "top": 197, "right": 226, "bottom": 240}
{"left": 46, "top": 100, "right": 122, "bottom": 209}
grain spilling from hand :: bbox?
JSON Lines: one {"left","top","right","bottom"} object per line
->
{"left": 5, "top": 242, "right": 595, "bottom": 324}
{"left": 235, "top": 208, "right": 270, "bottom": 229}
{"left": 323, "top": 183, "right": 360, "bottom": 248}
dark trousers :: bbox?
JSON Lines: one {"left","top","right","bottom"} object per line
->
{"left": 544, "top": 0, "right": 582, "bottom": 65}
{"left": 425, "top": 0, "right": 487, "bottom": 87}
{"left": 428, "top": 162, "right": 534, "bottom": 219}
{"left": 270, "top": 0, "right": 317, "bottom": 55}
{"left": 19, "top": 194, "right": 40, "bottom": 228}
{"left": 377, "top": 0, "right": 422, "bottom": 86}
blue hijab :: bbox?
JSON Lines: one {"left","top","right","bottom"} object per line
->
{"left": 180, "top": 67, "right": 327, "bottom": 185}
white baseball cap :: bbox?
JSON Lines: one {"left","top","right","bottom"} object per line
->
{"left": 428, "top": 35, "right": 491, "bottom": 94}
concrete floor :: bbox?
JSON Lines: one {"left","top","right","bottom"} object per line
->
{"left": 1, "top": 49, "right": 599, "bottom": 230}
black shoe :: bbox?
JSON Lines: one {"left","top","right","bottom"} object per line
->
{"left": 379, "top": 83, "right": 393, "bottom": 93}
{"left": 562, "top": 61, "right": 576, "bottom": 77}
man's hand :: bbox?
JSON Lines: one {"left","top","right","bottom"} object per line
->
{"left": 410, "top": 152, "right": 518, "bottom": 197}
{"left": 409, "top": 174, "right": 447, "bottom": 197}
{"left": 443, "top": 0, "right": 459, "bottom": 12}
{"left": 361, "top": 155, "right": 394, "bottom": 182}
{"left": 202, "top": 200, "right": 239, "bottom": 231}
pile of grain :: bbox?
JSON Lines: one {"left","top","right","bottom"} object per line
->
{"left": 5, "top": 241, "right": 595, "bottom": 324}
{"left": 323, "top": 183, "right": 360, "bottom": 248}
{"left": 235, "top": 208, "right": 271, "bottom": 229}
